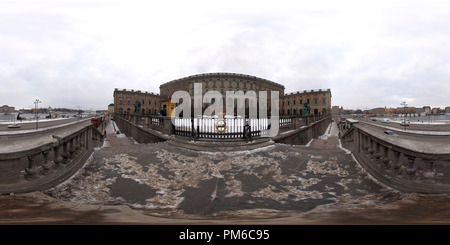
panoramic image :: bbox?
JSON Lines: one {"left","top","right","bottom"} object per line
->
{"left": 0, "top": 0, "right": 449, "bottom": 241}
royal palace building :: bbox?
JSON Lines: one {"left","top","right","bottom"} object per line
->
{"left": 281, "top": 89, "right": 332, "bottom": 116}
{"left": 113, "top": 89, "right": 161, "bottom": 115}
{"left": 113, "top": 72, "right": 332, "bottom": 117}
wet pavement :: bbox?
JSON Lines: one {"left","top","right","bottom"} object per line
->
{"left": 1, "top": 120, "right": 450, "bottom": 225}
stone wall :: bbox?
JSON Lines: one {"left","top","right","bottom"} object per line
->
{"left": 273, "top": 116, "right": 332, "bottom": 145}
{"left": 0, "top": 121, "right": 103, "bottom": 194}
{"left": 341, "top": 125, "right": 450, "bottom": 193}
{"left": 113, "top": 115, "right": 170, "bottom": 143}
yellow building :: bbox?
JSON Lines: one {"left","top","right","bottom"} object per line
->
{"left": 160, "top": 99, "right": 176, "bottom": 117}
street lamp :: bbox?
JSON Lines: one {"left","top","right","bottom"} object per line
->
{"left": 77, "top": 105, "right": 82, "bottom": 121}
{"left": 34, "top": 99, "right": 41, "bottom": 130}
{"left": 400, "top": 101, "right": 408, "bottom": 131}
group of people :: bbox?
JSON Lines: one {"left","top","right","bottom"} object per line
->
{"left": 158, "top": 107, "right": 167, "bottom": 116}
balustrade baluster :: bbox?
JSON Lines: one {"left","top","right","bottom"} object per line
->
{"left": 422, "top": 159, "right": 436, "bottom": 182}
{"left": 41, "top": 150, "right": 53, "bottom": 175}
{"left": 25, "top": 154, "right": 39, "bottom": 180}
{"left": 362, "top": 135, "right": 370, "bottom": 153}
{"left": 74, "top": 134, "right": 81, "bottom": 153}
{"left": 80, "top": 131, "right": 85, "bottom": 150}
{"left": 368, "top": 139, "right": 375, "bottom": 159}
{"left": 373, "top": 142, "right": 382, "bottom": 162}
{"left": 391, "top": 150, "right": 403, "bottom": 174}
{"left": 404, "top": 154, "right": 417, "bottom": 179}
{"left": 382, "top": 146, "right": 391, "bottom": 169}
{"left": 62, "top": 141, "right": 70, "bottom": 164}
{"left": 68, "top": 138, "right": 75, "bottom": 159}
{"left": 53, "top": 145, "right": 63, "bottom": 169}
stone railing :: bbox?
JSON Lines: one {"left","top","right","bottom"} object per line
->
{"left": 273, "top": 116, "right": 331, "bottom": 145}
{"left": 0, "top": 121, "right": 103, "bottom": 194}
{"left": 116, "top": 113, "right": 173, "bottom": 135}
{"left": 341, "top": 125, "right": 450, "bottom": 193}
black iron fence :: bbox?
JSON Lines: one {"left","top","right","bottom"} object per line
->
{"left": 116, "top": 113, "right": 327, "bottom": 140}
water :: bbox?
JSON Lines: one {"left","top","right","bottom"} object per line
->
{"left": 0, "top": 112, "right": 87, "bottom": 122}
{"left": 384, "top": 114, "right": 450, "bottom": 124}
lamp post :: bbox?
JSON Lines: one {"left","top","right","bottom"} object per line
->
{"left": 401, "top": 101, "right": 408, "bottom": 131}
{"left": 77, "top": 105, "right": 82, "bottom": 121}
{"left": 34, "top": 99, "right": 41, "bottom": 130}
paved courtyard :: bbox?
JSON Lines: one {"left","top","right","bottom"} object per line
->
{"left": 1, "top": 120, "right": 449, "bottom": 225}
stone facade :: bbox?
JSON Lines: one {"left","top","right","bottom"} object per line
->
{"left": 113, "top": 89, "right": 161, "bottom": 115}
{"left": 1, "top": 105, "right": 14, "bottom": 114}
{"left": 107, "top": 103, "right": 114, "bottom": 115}
{"left": 159, "top": 73, "right": 286, "bottom": 116}
{"left": 281, "top": 89, "right": 332, "bottom": 116}
{"left": 114, "top": 73, "right": 332, "bottom": 117}
{"left": 368, "top": 107, "right": 386, "bottom": 115}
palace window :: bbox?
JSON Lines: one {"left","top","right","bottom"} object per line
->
{"left": 119, "top": 98, "right": 123, "bottom": 105}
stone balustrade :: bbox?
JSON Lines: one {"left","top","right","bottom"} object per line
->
{"left": 117, "top": 114, "right": 173, "bottom": 135}
{"left": 341, "top": 125, "right": 450, "bottom": 193}
{"left": 0, "top": 121, "right": 103, "bottom": 194}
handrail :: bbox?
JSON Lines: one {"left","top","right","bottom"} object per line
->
{"left": 341, "top": 124, "right": 450, "bottom": 193}
{"left": 0, "top": 121, "right": 102, "bottom": 193}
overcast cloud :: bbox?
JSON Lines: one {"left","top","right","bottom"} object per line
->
{"left": 1, "top": 0, "right": 449, "bottom": 110}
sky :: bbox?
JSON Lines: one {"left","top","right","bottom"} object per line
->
{"left": 0, "top": 0, "right": 449, "bottom": 111}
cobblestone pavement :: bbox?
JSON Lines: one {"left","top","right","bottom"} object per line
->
{"left": 1, "top": 121, "right": 450, "bottom": 225}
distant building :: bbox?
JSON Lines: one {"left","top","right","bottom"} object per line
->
{"left": 415, "top": 107, "right": 425, "bottom": 114}
{"left": 1, "top": 105, "right": 14, "bottom": 114}
{"left": 385, "top": 107, "right": 396, "bottom": 115}
{"left": 368, "top": 107, "right": 385, "bottom": 115}
{"left": 423, "top": 106, "right": 431, "bottom": 114}
{"left": 114, "top": 73, "right": 332, "bottom": 117}
{"left": 396, "top": 107, "right": 416, "bottom": 115}
{"left": 332, "top": 106, "right": 341, "bottom": 115}
{"left": 281, "top": 89, "right": 332, "bottom": 116}
{"left": 108, "top": 103, "right": 114, "bottom": 115}
{"left": 431, "top": 107, "right": 441, "bottom": 115}
{"left": 113, "top": 89, "right": 162, "bottom": 115}
{"left": 445, "top": 107, "right": 450, "bottom": 114}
